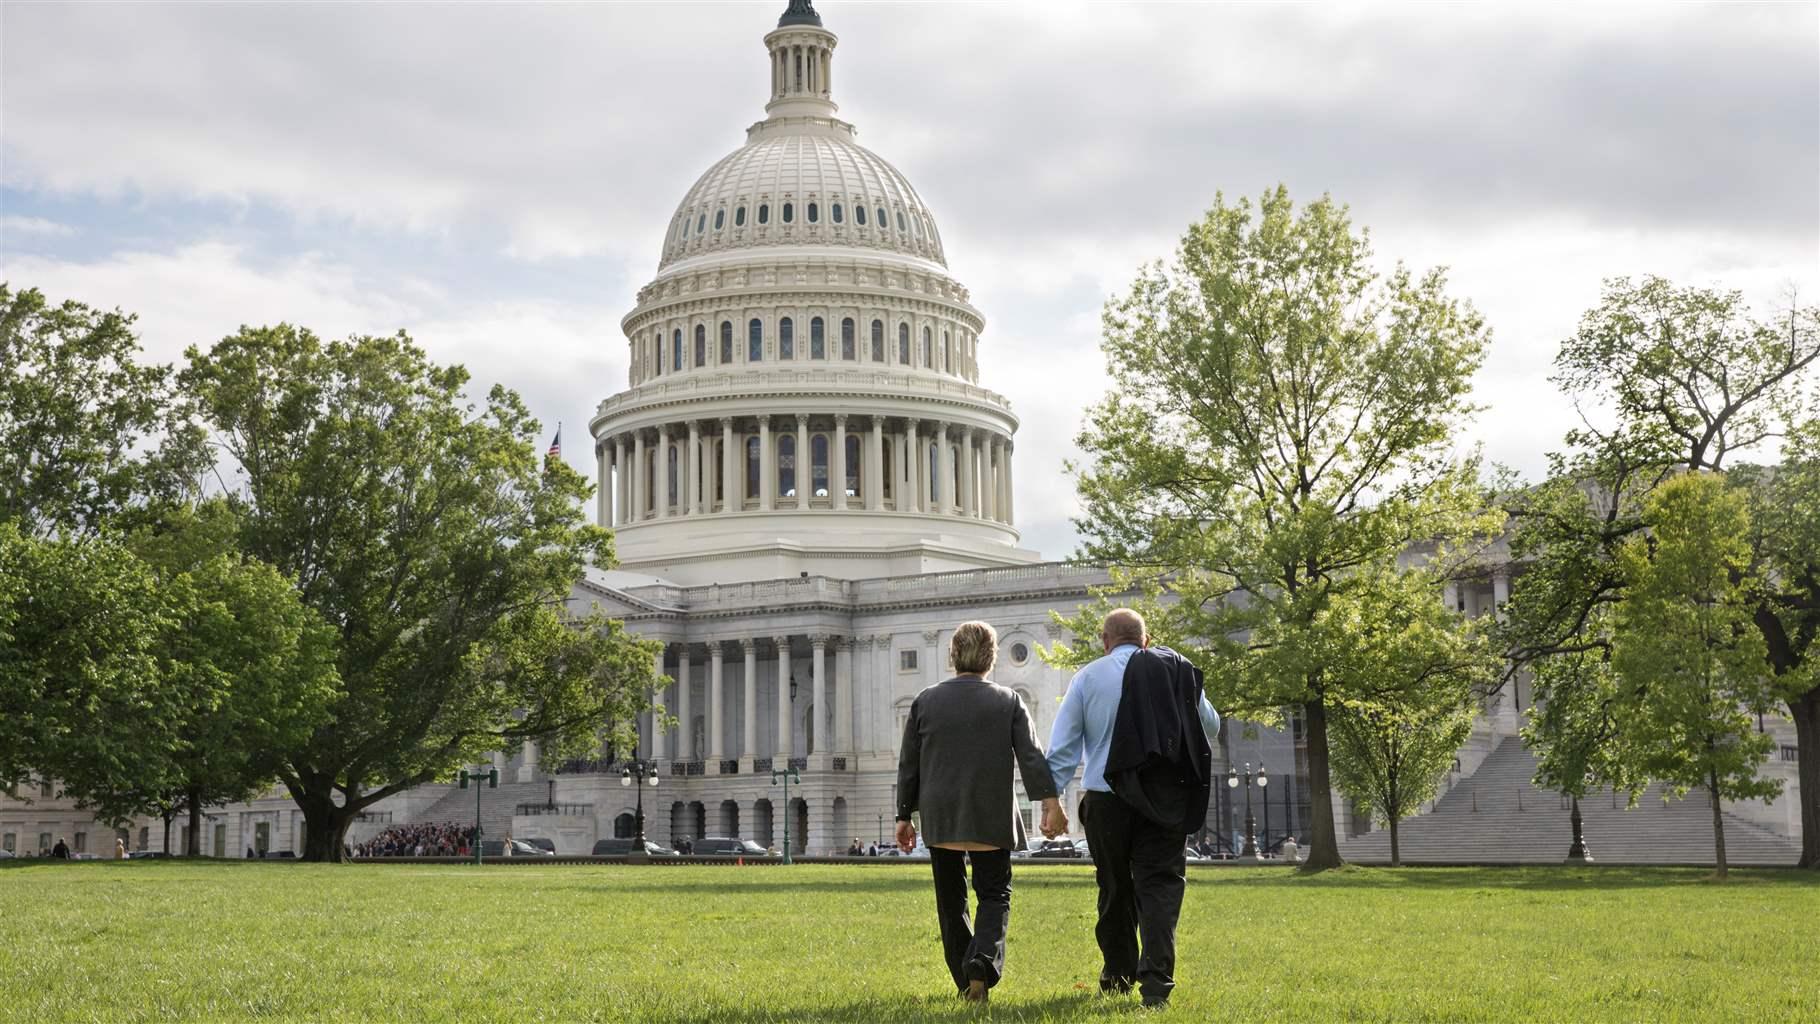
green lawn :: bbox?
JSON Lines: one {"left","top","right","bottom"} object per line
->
{"left": 1, "top": 861, "right": 1814, "bottom": 1023}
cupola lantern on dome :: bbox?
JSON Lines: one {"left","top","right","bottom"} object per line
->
{"left": 778, "top": 0, "right": 823, "bottom": 28}
{"left": 764, "top": 1, "right": 838, "bottom": 120}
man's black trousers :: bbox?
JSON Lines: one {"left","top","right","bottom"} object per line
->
{"left": 927, "top": 847, "right": 1012, "bottom": 992}
{"left": 1080, "top": 790, "right": 1187, "bottom": 1004}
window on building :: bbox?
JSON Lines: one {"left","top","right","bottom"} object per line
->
{"left": 810, "top": 317, "right": 825, "bottom": 359}
{"left": 714, "top": 209, "right": 725, "bottom": 230}
{"left": 735, "top": 206, "right": 746, "bottom": 227}
{"left": 138, "top": 826, "right": 148, "bottom": 850}
{"left": 870, "top": 319, "right": 884, "bottom": 362}
{"left": 694, "top": 324, "right": 706, "bottom": 368}
{"left": 783, "top": 202, "right": 794, "bottom": 223}
{"left": 856, "top": 205, "right": 867, "bottom": 226}
{"left": 840, "top": 318, "right": 855, "bottom": 360}
{"left": 811, "top": 434, "right": 830, "bottom": 497}
{"left": 758, "top": 203, "right": 770, "bottom": 225}
{"left": 73, "top": 832, "right": 86, "bottom": 854}
{"left": 681, "top": 217, "right": 689, "bottom": 239}
{"left": 897, "top": 211, "right": 907, "bottom": 232}
{"left": 40, "top": 781, "right": 51, "bottom": 799}
{"left": 780, "top": 317, "right": 794, "bottom": 359}
{"left": 882, "top": 444, "right": 894, "bottom": 501}
{"left": 38, "top": 833, "right": 51, "bottom": 853}
{"left": 1, "top": 833, "right": 14, "bottom": 853}
{"left": 898, "top": 323, "right": 910, "bottom": 364}
{"left": 929, "top": 442, "right": 940, "bottom": 503}
{"left": 832, "top": 203, "right": 843, "bottom": 223}
{"left": 899, "top": 649, "right": 919, "bottom": 671}
{"left": 845, "top": 434, "right": 861, "bottom": 497}
{"left": 667, "top": 445, "right": 679, "bottom": 507}
{"left": 746, "top": 436, "right": 761, "bottom": 500}
{"left": 697, "top": 213, "right": 706, "bottom": 234}
{"left": 807, "top": 202, "right": 819, "bottom": 223}
{"left": 1010, "top": 642, "right": 1030, "bottom": 665}
{"left": 749, "top": 318, "right": 764, "bottom": 362}
{"left": 943, "top": 330, "right": 952, "bottom": 372}
{"left": 720, "top": 321, "right": 733, "bottom": 364}
{"left": 923, "top": 326, "right": 933, "bottom": 367}
{"left": 673, "top": 329, "right": 683, "bottom": 371}
{"left": 778, "top": 435, "right": 797, "bottom": 498}
{"left": 876, "top": 207, "right": 887, "bottom": 230}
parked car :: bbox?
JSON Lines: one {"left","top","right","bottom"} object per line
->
{"left": 126, "top": 850, "right": 170, "bottom": 859}
{"left": 590, "top": 838, "right": 677, "bottom": 856}
{"left": 691, "top": 836, "right": 768, "bottom": 856}
{"left": 1029, "top": 839, "right": 1084, "bottom": 859}
{"left": 522, "top": 837, "right": 556, "bottom": 854}
{"left": 509, "top": 839, "right": 553, "bottom": 856}
{"left": 0, "top": 849, "right": 14, "bottom": 859}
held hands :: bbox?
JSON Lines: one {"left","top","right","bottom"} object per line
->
{"left": 1039, "top": 797, "right": 1069, "bottom": 839}
{"left": 895, "top": 819, "right": 917, "bottom": 853}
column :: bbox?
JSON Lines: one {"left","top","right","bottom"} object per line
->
{"left": 651, "top": 647, "right": 668, "bottom": 760}
{"left": 906, "top": 420, "right": 922, "bottom": 513}
{"left": 632, "top": 432, "right": 646, "bottom": 522}
{"left": 835, "top": 637, "right": 854, "bottom": 754}
{"left": 832, "top": 415, "right": 849, "bottom": 511}
{"left": 960, "top": 430, "right": 977, "bottom": 518}
{"left": 517, "top": 739, "right": 538, "bottom": 783}
{"left": 614, "top": 437, "right": 629, "bottom": 525}
{"left": 999, "top": 440, "right": 1014, "bottom": 524}
{"left": 655, "top": 425, "right": 671, "bottom": 520}
{"left": 867, "top": 418, "right": 884, "bottom": 511}
{"left": 774, "top": 636, "right": 793, "bottom": 758}
{"left": 721, "top": 418, "right": 737, "bottom": 513}
{"left": 709, "top": 642, "right": 726, "bottom": 762}
{"left": 759, "top": 417, "right": 775, "bottom": 511}
{"left": 794, "top": 412, "right": 809, "bottom": 509}
{"left": 810, "top": 636, "right": 828, "bottom": 755}
{"left": 741, "top": 639, "right": 759, "bottom": 761}
{"left": 1492, "top": 570, "right": 1511, "bottom": 621}
{"left": 595, "top": 442, "right": 610, "bottom": 527}
{"left": 687, "top": 421, "right": 702, "bottom": 517}
{"left": 982, "top": 438, "right": 998, "bottom": 522}
{"left": 676, "top": 645, "right": 694, "bottom": 761}
{"left": 935, "top": 422, "right": 952, "bottom": 515}
{"left": 1442, "top": 581, "right": 1460, "bottom": 613}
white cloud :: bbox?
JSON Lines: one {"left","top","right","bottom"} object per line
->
{"left": 0, "top": 216, "right": 77, "bottom": 238}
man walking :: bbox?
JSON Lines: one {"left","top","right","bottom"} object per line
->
{"left": 1044, "top": 609, "right": 1220, "bottom": 1009}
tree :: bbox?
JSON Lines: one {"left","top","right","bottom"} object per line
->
{"left": 1325, "top": 571, "right": 1493, "bottom": 866}
{"left": 1502, "top": 278, "right": 1819, "bottom": 868}
{"left": 0, "top": 283, "right": 204, "bottom": 538}
{"left": 179, "top": 326, "right": 660, "bottom": 861}
{"left": 1053, "top": 186, "right": 1500, "bottom": 870}
{"left": 1610, "top": 473, "right": 1779, "bottom": 878}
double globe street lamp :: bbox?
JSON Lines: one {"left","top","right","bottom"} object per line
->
{"left": 620, "top": 758, "right": 661, "bottom": 861}
{"left": 1227, "top": 761, "right": 1269, "bottom": 859}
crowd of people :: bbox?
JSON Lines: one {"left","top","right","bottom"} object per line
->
{"left": 353, "top": 822, "right": 476, "bottom": 858}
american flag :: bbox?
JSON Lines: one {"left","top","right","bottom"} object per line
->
{"left": 547, "top": 425, "right": 562, "bottom": 459}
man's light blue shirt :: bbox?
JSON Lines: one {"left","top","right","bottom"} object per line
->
{"left": 1045, "top": 644, "right": 1222, "bottom": 797}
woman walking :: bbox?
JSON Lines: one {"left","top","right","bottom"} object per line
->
{"left": 895, "top": 621, "right": 1063, "bottom": 1004}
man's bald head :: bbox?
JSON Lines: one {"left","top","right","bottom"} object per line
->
{"left": 1101, "top": 608, "right": 1148, "bottom": 651}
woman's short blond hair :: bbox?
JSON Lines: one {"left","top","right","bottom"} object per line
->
{"left": 950, "top": 621, "right": 999, "bottom": 676}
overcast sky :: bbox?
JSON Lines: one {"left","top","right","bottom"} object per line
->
{"left": 3, "top": 1, "right": 1816, "bottom": 560}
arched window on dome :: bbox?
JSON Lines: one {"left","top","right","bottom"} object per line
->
{"left": 840, "top": 318, "right": 855, "bottom": 360}
{"left": 778, "top": 434, "right": 797, "bottom": 499}
{"left": 810, "top": 317, "right": 825, "bottom": 360}
{"left": 923, "top": 326, "right": 933, "bottom": 368}
{"left": 667, "top": 444, "right": 679, "bottom": 508}
{"left": 876, "top": 207, "right": 887, "bottom": 231}
{"left": 855, "top": 205, "right": 866, "bottom": 226}
{"left": 697, "top": 213, "right": 706, "bottom": 235}
{"left": 870, "top": 320, "right": 884, "bottom": 362}
{"left": 673, "top": 329, "right": 683, "bottom": 372}
{"left": 898, "top": 323, "right": 910, "bottom": 365}
{"left": 807, "top": 202, "right": 819, "bottom": 223}
{"left": 745, "top": 436, "right": 761, "bottom": 501}
{"left": 782, "top": 202, "right": 794, "bottom": 223}
{"left": 735, "top": 206, "right": 746, "bottom": 227}
{"left": 720, "top": 321, "right": 733, "bottom": 365}
{"left": 845, "top": 434, "right": 861, "bottom": 499}
{"left": 832, "top": 203, "right": 843, "bottom": 224}
{"left": 694, "top": 325, "right": 706, "bottom": 369}
{"left": 811, "top": 434, "right": 829, "bottom": 498}
{"left": 897, "top": 211, "right": 907, "bottom": 233}
{"left": 748, "top": 319, "right": 763, "bottom": 362}
{"left": 715, "top": 210, "right": 725, "bottom": 231}
{"left": 681, "top": 217, "right": 690, "bottom": 239}
{"left": 758, "top": 204, "right": 770, "bottom": 225}
{"left": 780, "top": 317, "right": 794, "bottom": 360}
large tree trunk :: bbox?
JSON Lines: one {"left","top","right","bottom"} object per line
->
{"left": 185, "top": 786, "right": 202, "bottom": 858}
{"left": 1709, "top": 771, "right": 1728, "bottom": 880}
{"left": 1301, "top": 698, "right": 1345, "bottom": 871}
{"left": 296, "top": 789, "right": 357, "bottom": 863}
{"left": 1792, "top": 688, "right": 1819, "bottom": 870}
{"left": 1389, "top": 813, "right": 1401, "bottom": 868}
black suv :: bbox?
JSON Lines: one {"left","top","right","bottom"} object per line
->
{"left": 691, "top": 836, "right": 768, "bottom": 856}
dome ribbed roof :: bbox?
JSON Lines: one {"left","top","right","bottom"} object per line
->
{"left": 658, "top": 130, "right": 947, "bottom": 271}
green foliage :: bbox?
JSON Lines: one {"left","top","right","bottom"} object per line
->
{"left": 1054, "top": 186, "right": 1501, "bottom": 868}
{"left": 178, "top": 326, "right": 660, "bottom": 858}
{"left": 0, "top": 283, "right": 204, "bottom": 538}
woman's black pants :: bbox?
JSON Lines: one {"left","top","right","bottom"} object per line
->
{"left": 928, "top": 847, "right": 1012, "bottom": 992}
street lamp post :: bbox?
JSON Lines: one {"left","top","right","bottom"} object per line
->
{"left": 620, "top": 758, "right": 661, "bottom": 862}
{"left": 456, "top": 766, "right": 499, "bottom": 865}
{"left": 771, "top": 764, "right": 802, "bottom": 864}
{"left": 1226, "top": 761, "right": 1268, "bottom": 859}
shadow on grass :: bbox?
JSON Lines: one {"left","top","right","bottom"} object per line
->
{"left": 635, "top": 990, "right": 1120, "bottom": 1024}
{"left": 1235, "top": 865, "right": 1820, "bottom": 891}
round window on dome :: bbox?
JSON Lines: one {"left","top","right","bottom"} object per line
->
{"left": 807, "top": 202, "right": 819, "bottom": 223}
{"left": 735, "top": 206, "right": 746, "bottom": 227}
{"left": 855, "top": 205, "right": 867, "bottom": 226}
{"left": 783, "top": 202, "right": 794, "bottom": 223}
{"left": 758, "top": 204, "right": 769, "bottom": 225}
{"left": 832, "top": 203, "right": 843, "bottom": 224}
{"left": 714, "top": 209, "right": 725, "bottom": 230}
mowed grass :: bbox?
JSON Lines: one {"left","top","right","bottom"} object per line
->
{"left": 1, "top": 861, "right": 1815, "bottom": 1023}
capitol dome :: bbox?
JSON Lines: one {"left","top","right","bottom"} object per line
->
{"left": 589, "top": 0, "right": 1036, "bottom": 586}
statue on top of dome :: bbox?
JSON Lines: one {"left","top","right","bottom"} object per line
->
{"left": 778, "top": 0, "right": 823, "bottom": 29}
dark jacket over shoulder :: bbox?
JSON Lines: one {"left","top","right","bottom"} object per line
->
{"left": 897, "top": 676, "right": 1059, "bottom": 850}
{"left": 1105, "top": 646, "right": 1214, "bottom": 834}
